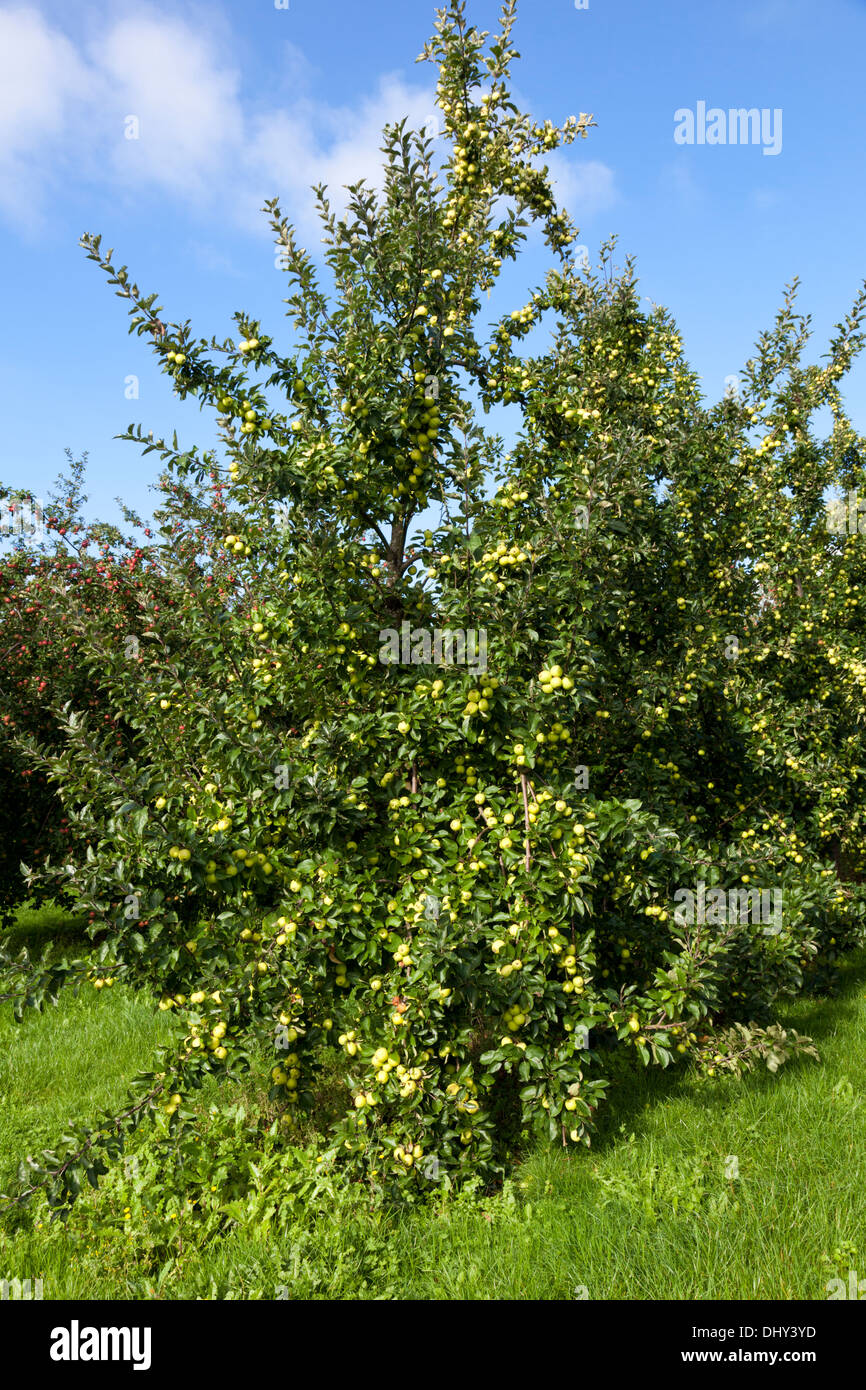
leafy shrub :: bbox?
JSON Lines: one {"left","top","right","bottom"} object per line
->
{"left": 0, "top": 456, "right": 175, "bottom": 924}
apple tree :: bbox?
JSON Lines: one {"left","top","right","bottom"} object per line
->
{"left": 2, "top": 0, "right": 865, "bottom": 1217}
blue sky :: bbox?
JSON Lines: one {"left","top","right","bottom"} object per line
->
{"left": 1, "top": 0, "right": 865, "bottom": 529}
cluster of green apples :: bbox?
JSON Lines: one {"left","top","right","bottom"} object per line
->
{"left": 537, "top": 663, "right": 574, "bottom": 695}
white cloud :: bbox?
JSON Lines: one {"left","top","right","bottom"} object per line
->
{"left": 547, "top": 154, "right": 618, "bottom": 220}
{"left": 0, "top": 6, "right": 88, "bottom": 137}
{"left": 0, "top": 2, "right": 438, "bottom": 238}
{"left": 244, "top": 74, "right": 440, "bottom": 240}
{"left": 93, "top": 12, "right": 245, "bottom": 197}
{"left": 0, "top": 3, "right": 616, "bottom": 249}
{"left": 0, "top": 6, "right": 91, "bottom": 226}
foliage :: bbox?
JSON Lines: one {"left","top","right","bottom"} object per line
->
{"left": 0, "top": 455, "right": 171, "bottom": 924}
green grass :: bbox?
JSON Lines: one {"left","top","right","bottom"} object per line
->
{"left": 2, "top": 901, "right": 91, "bottom": 958}
{"left": 2, "top": 907, "right": 865, "bottom": 1299}
{"left": 0, "top": 906, "right": 177, "bottom": 1194}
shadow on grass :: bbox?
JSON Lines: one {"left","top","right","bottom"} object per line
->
{"left": 565, "top": 945, "right": 866, "bottom": 1158}
{"left": 778, "top": 946, "right": 866, "bottom": 1036}
{"left": 2, "top": 903, "right": 95, "bottom": 963}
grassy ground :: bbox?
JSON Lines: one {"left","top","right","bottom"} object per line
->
{"left": 1, "top": 906, "right": 864, "bottom": 1299}
{"left": 0, "top": 906, "right": 177, "bottom": 1198}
